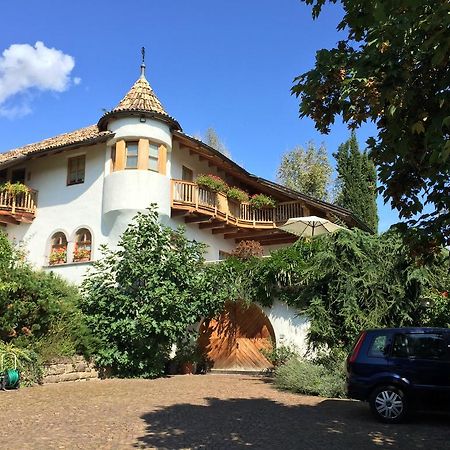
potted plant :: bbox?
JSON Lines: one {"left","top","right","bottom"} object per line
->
{"left": 49, "top": 248, "right": 67, "bottom": 265}
{"left": 73, "top": 248, "right": 91, "bottom": 262}
{"left": 174, "top": 334, "right": 201, "bottom": 375}
{"left": 226, "top": 187, "right": 249, "bottom": 203}
{"left": 249, "top": 193, "right": 276, "bottom": 210}
{"left": 0, "top": 181, "right": 29, "bottom": 196}
{"left": 195, "top": 174, "right": 228, "bottom": 194}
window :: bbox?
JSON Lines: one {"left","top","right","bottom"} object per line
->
{"left": 49, "top": 232, "right": 67, "bottom": 265}
{"left": 368, "top": 335, "right": 388, "bottom": 358}
{"left": 392, "top": 333, "right": 447, "bottom": 360}
{"left": 182, "top": 166, "right": 194, "bottom": 182}
{"left": 0, "top": 169, "right": 7, "bottom": 184}
{"left": 67, "top": 155, "right": 85, "bottom": 185}
{"left": 148, "top": 143, "right": 159, "bottom": 172}
{"left": 11, "top": 168, "right": 26, "bottom": 184}
{"left": 126, "top": 142, "right": 138, "bottom": 169}
{"left": 73, "top": 228, "right": 92, "bottom": 262}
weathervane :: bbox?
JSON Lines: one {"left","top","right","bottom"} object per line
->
{"left": 140, "top": 46, "right": 146, "bottom": 77}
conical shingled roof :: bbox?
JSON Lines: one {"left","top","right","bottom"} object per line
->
{"left": 112, "top": 74, "right": 168, "bottom": 116}
{"left": 97, "top": 71, "right": 181, "bottom": 131}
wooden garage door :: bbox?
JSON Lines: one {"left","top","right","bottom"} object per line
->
{"left": 198, "top": 301, "right": 275, "bottom": 371}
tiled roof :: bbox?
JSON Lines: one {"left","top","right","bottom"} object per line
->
{"left": 0, "top": 125, "right": 111, "bottom": 165}
{"left": 97, "top": 73, "right": 180, "bottom": 131}
{"left": 112, "top": 75, "right": 169, "bottom": 116}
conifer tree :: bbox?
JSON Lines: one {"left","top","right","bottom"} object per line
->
{"left": 334, "top": 132, "right": 378, "bottom": 232}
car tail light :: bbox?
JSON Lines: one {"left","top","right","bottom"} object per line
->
{"left": 348, "top": 331, "right": 366, "bottom": 363}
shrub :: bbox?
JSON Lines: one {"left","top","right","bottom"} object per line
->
{"left": 0, "top": 231, "right": 96, "bottom": 363}
{"left": 195, "top": 174, "right": 228, "bottom": 193}
{"left": 226, "top": 187, "right": 249, "bottom": 203}
{"left": 81, "top": 206, "right": 230, "bottom": 378}
{"left": 261, "top": 344, "right": 299, "bottom": 368}
{"left": 249, "top": 193, "right": 276, "bottom": 209}
{"left": 231, "top": 240, "right": 264, "bottom": 259}
{"left": 274, "top": 357, "right": 346, "bottom": 398}
{"left": 0, "top": 341, "right": 42, "bottom": 386}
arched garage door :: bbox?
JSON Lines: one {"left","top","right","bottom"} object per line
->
{"left": 198, "top": 301, "right": 275, "bottom": 371}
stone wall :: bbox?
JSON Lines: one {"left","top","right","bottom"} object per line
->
{"left": 42, "top": 356, "right": 98, "bottom": 384}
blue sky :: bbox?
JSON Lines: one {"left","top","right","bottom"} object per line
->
{"left": 0, "top": 0, "right": 399, "bottom": 230}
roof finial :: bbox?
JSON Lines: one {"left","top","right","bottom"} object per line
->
{"left": 140, "top": 46, "right": 146, "bottom": 78}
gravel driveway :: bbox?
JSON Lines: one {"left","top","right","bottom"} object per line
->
{"left": 1, "top": 374, "right": 449, "bottom": 449}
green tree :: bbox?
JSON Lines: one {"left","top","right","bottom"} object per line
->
{"left": 277, "top": 141, "right": 333, "bottom": 201}
{"left": 292, "top": 0, "right": 450, "bottom": 247}
{"left": 334, "top": 132, "right": 378, "bottom": 232}
{"left": 204, "top": 127, "right": 231, "bottom": 159}
{"left": 81, "top": 206, "right": 228, "bottom": 378}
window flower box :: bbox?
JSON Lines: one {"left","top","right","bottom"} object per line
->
{"left": 73, "top": 248, "right": 91, "bottom": 262}
{"left": 249, "top": 193, "right": 276, "bottom": 210}
{"left": 226, "top": 187, "right": 249, "bottom": 203}
{"left": 195, "top": 174, "right": 228, "bottom": 194}
{"left": 49, "top": 248, "right": 67, "bottom": 265}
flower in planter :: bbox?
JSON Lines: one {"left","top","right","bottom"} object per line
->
{"left": 0, "top": 181, "right": 30, "bottom": 196}
{"left": 49, "top": 248, "right": 67, "bottom": 265}
{"left": 226, "top": 187, "right": 249, "bottom": 203}
{"left": 73, "top": 248, "right": 91, "bottom": 262}
{"left": 249, "top": 193, "right": 276, "bottom": 209}
{"left": 195, "top": 174, "right": 228, "bottom": 193}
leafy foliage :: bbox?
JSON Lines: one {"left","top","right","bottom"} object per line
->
{"left": 231, "top": 240, "right": 264, "bottom": 259}
{"left": 277, "top": 141, "right": 333, "bottom": 201}
{"left": 334, "top": 132, "right": 378, "bottom": 232}
{"left": 211, "top": 230, "right": 449, "bottom": 353}
{"left": 226, "top": 187, "right": 249, "bottom": 203}
{"left": 0, "top": 232, "right": 94, "bottom": 361}
{"left": 274, "top": 357, "right": 346, "bottom": 398}
{"left": 203, "top": 127, "right": 232, "bottom": 159}
{"left": 195, "top": 174, "right": 228, "bottom": 193}
{"left": 81, "top": 206, "right": 230, "bottom": 378}
{"left": 0, "top": 341, "right": 42, "bottom": 385}
{"left": 249, "top": 193, "right": 276, "bottom": 209}
{"left": 293, "top": 0, "right": 450, "bottom": 247}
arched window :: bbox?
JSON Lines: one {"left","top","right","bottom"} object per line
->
{"left": 73, "top": 228, "right": 92, "bottom": 262}
{"left": 49, "top": 232, "right": 67, "bottom": 265}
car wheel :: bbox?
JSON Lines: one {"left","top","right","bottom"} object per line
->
{"left": 369, "top": 385, "right": 408, "bottom": 423}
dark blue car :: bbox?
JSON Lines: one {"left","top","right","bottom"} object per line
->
{"left": 346, "top": 327, "right": 450, "bottom": 423}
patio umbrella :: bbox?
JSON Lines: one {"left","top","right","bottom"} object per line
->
{"left": 279, "top": 216, "right": 344, "bottom": 238}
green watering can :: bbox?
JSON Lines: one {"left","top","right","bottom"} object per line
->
{"left": 1, "top": 353, "right": 20, "bottom": 389}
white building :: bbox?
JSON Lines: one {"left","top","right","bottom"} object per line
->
{"left": 0, "top": 62, "right": 367, "bottom": 370}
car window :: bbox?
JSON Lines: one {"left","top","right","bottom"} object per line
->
{"left": 368, "top": 334, "right": 389, "bottom": 358}
{"left": 392, "top": 333, "right": 448, "bottom": 360}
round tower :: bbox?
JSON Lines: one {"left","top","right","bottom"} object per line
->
{"left": 99, "top": 52, "right": 181, "bottom": 241}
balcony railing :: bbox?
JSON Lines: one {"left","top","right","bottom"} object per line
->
{"left": 171, "top": 180, "right": 304, "bottom": 229}
{"left": 0, "top": 188, "right": 38, "bottom": 222}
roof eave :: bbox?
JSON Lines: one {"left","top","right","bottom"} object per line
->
{"left": 97, "top": 109, "right": 182, "bottom": 132}
{"left": 0, "top": 133, "right": 112, "bottom": 169}
{"left": 173, "top": 130, "right": 373, "bottom": 233}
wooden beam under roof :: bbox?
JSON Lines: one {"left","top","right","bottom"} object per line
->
{"left": 224, "top": 229, "right": 281, "bottom": 240}
{"left": 198, "top": 220, "right": 226, "bottom": 229}
{"left": 234, "top": 232, "right": 290, "bottom": 243}
{"left": 185, "top": 215, "right": 217, "bottom": 224}
{"left": 211, "top": 225, "right": 238, "bottom": 234}
{"left": 259, "top": 236, "right": 298, "bottom": 246}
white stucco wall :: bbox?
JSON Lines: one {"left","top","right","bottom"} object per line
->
{"left": 6, "top": 143, "right": 108, "bottom": 283}
{"left": 262, "top": 301, "right": 310, "bottom": 356}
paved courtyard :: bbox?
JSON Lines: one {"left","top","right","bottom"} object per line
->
{"left": 1, "top": 374, "right": 449, "bottom": 449}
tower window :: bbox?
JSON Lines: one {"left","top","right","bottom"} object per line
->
{"left": 125, "top": 142, "right": 139, "bottom": 169}
{"left": 148, "top": 143, "right": 159, "bottom": 172}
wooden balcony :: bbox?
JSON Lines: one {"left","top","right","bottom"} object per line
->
{"left": 171, "top": 180, "right": 303, "bottom": 245}
{"left": 0, "top": 188, "right": 37, "bottom": 225}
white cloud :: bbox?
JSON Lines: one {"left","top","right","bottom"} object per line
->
{"left": 73, "top": 77, "right": 82, "bottom": 85}
{"left": 0, "top": 41, "right": 77, "bottom": 116}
